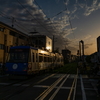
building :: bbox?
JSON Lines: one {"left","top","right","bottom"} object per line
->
{"left": 97, "top": 36, "right": 100, "bottom": 63}
{"left": 62, "top": 49, "right": 71, "bottom": 64}
{"left": 29, "top": 35, "right": 52, "bottom": 52}
{"left": 97, "top": 36, "right": 100, "bottom": 52}
{"left": 0, "top": 21, "right": 29, "bottom": 63}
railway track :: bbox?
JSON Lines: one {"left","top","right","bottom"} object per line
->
{"left": 0, "top": 71, "right": 98, "bottom": 100}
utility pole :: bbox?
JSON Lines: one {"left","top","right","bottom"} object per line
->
{"left": 52, "top": 35, "right": 54, "bottom": 52}
{"left": 52, "top": 35, "right": 57, "bottom": 52}
{"left": 79, "top": 41, "right": 81, "bottom": 60}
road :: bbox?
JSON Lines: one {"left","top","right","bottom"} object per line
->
{"left": 0, "top": 73, "right": 99, "bottom": 100}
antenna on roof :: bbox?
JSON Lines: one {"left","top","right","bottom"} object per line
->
{"left": 29, "top": 28, "right": 39, "bottom": 34}
{"left": 12, "top": 17, "right": 15, "bottom": 28}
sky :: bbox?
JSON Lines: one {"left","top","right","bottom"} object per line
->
{"left": 0, "top": 0, "right": 100, "bottom": 55}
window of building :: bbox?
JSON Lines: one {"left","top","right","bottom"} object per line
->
{"left": 0, "top": 44, "right": 4, "bottom": 49}
{"left": 10, "top": 30, "right": 16, "bottom": 36}
{"left": 6, "top": 46, "right": 9, "bottom": 53}
{"left": 0, "top": 27, "right": 4, "bottom": 32}
{"left": 39, "top": 56, "right": 43, "bottom": 62}
{"left": 19, "top": 35, "right": 24, "bottom": 39}
{"left": 44, "top": 57, "right": 47, "bottom": 62}
{"left": 48, "top": 41, "right": 50, "bottom": 45}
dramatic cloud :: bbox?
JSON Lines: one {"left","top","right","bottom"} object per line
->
{"left": 84, "top": 35, "right": 91, "bottom": 40}
{"left": 55, "top": 0, "right": 60, "bottom": 3}
{"left": 84, "top": 43, "right": 93, "bottom": 49}
{"left": 0, "top": 0, "right": 75, "bottom": 53}
{"left": 84, "top": 0, "right": 100, "bottom": 16}
{"left": 1, "top": 0, "right": 98, "bottom": 54}
{"left": 64, "top": 0, "right": 69, "bottom": 6}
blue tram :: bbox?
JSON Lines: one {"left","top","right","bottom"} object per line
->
{"left": 5, "top": 46, "right": 63, "bottom": 75}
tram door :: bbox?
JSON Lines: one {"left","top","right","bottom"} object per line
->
{"left": 31, "top": 50, "right": 38, "bottom": 72}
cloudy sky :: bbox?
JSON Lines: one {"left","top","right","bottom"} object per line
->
{"left": 0, "top": 0, "right": 100, "bottom": 55}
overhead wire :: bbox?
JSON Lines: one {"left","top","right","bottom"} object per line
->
{"left": 51, "top": 8, "right": 68, "bottom": 18}
{"left": 34, "top": 0, "right": 74, "bottom": 42}
{"left": 34, "top": 0, "right": 76, "bottom": 47}
{"left": 34, "top": 0, "right": 75, "bottom": 47}
{"left": 63, "top": 0, "right": 76, "bottom": 40}
{"left": 0, "top": 11, "right": 31, "bottom": 33}
{"left": 0, "top": 11, "right": 11, "bottom": 19}
{"left": 16, "top": 0, "right": 52, "bottom": 34}
{"left": 14, "top": 22, "right": 29, "bottom": 33}
{"left": 34, "top": 0, "right": 57, "bottom": 34}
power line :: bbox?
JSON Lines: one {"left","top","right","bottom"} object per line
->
{"left": 51, "top": 8, "right": 68, "bottom": 18}
{"left": 0, "top": 11, "right": 11, "bottom": 19}
{"left": 63, "top": 0, "right": 76, "bottom": 40}
{"left": 34, "top": 0, "right": 58, "bottom": 34}
{"left": 15, "top": 21, "right": 30, "bottom": 33}
{"left": 16, "top": 0, "right": 52, "bottom": 34}
{"left": 0, "top": 11, "right": 31, "bottom": 31}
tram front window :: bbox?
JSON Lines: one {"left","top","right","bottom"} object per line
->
{"left": 7, "top": 49, "right": 29, "bottom": 63}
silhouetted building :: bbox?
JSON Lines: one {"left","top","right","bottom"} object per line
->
{"left": 0, "top": 21, "right": 28, "bottom": 63}
{"left": 97, "top": 36, "right": 100, "bottom": 63}
{"left": 29, "top": 35, "right": 52, "bottom": 52}
{"left": 62, "top": 49, "right": 71, "bottom": 64}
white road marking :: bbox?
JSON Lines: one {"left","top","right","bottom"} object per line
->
{"left": 80, "top": 75, "right": 87, "bottom": 100}
{"left": 0, "top": 83, "right": 10, "bottom": 85}
{"left": 33, "top": 85, "right": 49, "bottom": 88}
{"left": 22, "top": 84, "right": 30, "bottom": 86}
{"left": 33, "top": 85, "right": 72, "bottom": 89}
{"left": 12, "top": 84, "right": 21, "bottom": 86}
{"left": 85, "top": 88, "right": 97, "bottom": 90}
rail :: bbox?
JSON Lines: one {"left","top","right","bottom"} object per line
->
{"left": 35, "top": 74, "right": 67, "bottom": 100}
{"left": 67, "top": 68, "right": 78, "bottom": 100}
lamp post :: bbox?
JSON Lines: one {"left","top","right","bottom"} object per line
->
{"left": 79, "top": 40, "right": 84, "bottom": 61}
{"left": 52, "top": 35, "right": 57, "bottom": 53}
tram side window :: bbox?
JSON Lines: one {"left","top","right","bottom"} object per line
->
{"left": 48, "top": 57, "right": 49, "bottom": 62}
{"left": 48, "top": 57, "right": 50, "bottom": 62}
{"left": 36, "top": 53, "right": 38, "bottom": 62}
{"left": 33, "top": 53, "right": 34, "bottom": 62}
{"left": 50, "top": 58, "right": 52, "bottom": 62}
{"left": 39, "top": 56, "right": 43, "bottom": 62}
{"left": 58, "top": 58, "right": 60, "bottom": 62}
{"left": 0, "top": 44, "right": 4, "bottom": 49}
{"left": 44, "top": 57, "right": 46, "bottom": 62}
{"left": 53, "top": 57, "right": 56, "bottom": 62}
